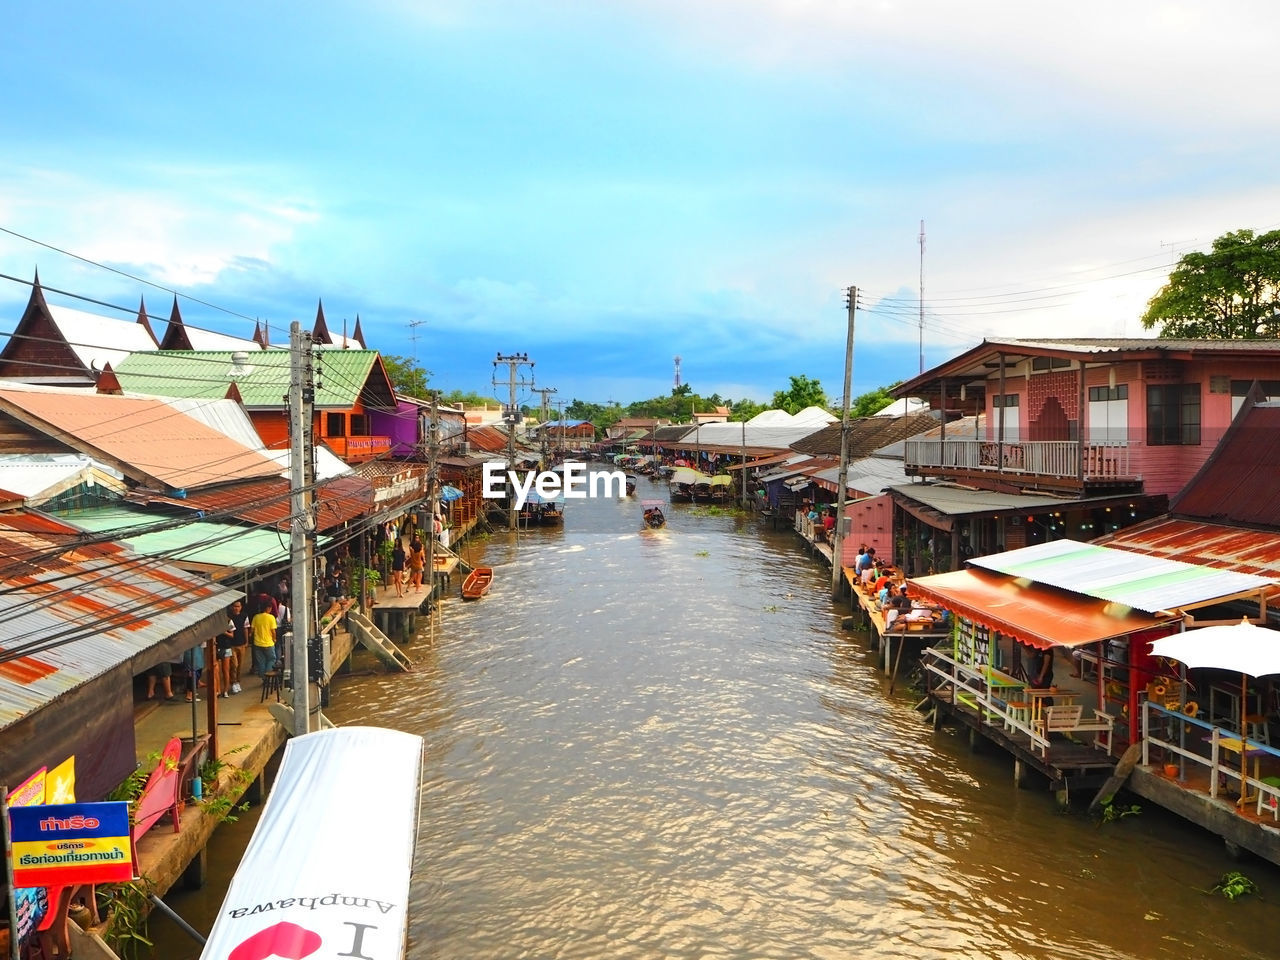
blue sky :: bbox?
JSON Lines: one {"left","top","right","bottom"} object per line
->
{"left": 2, "top": 1, "right": 1278, "bottom": 408}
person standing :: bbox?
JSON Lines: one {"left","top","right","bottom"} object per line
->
{"left": 392, "top": 539, "right": 407, "bottom": 597}
{"left": 182, "top": 643, "right": 204, "bottom": 702}
{"left": 250, "top": 599, "right": 279, "bottom": 678}
{"left": 408, "top": 537, "right": 426, "bottom": 594}
{"left": 227, "top": 598, "right": 250, "bottom": 694}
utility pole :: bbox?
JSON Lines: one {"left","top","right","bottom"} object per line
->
{"left": 918, "top": 220, "right": 926, "bottom": 375}
{"left": 831, "top": 286, "right": 856, "bottom": 600}
{"left": 531, "top": 386, "right": 557, "bottom": 468}
{"left": 288, "top": 321, "right": 316, "bottom": 736}
{"left": 425, "top": 392, "right": 440, "bottom": 644}
{"left": 492, "top": 352, "right": 534, "bottom": 528}
{"left": 554, "top": 399, "right": 566, "bottom": 454}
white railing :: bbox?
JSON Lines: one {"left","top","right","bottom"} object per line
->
{"left": 1141, "top": 702, "right": 1280, "bottom": 812}
{"left": 921, "top": 648, "right": 1049, "bottom": 755}
{"left": 905, "top": 439, "right": 1132, "bottom": 481}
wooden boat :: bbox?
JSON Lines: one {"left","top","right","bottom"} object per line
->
{"left": 625, "top": 474, "right": 638, "bottom": 496}
{"left": 708, "top": 474, "right": 733, "bottom": 501}
{"left": 462, "top": 566, "right": 494, "bottom": 599}
{"left": 641, "top": 499, "right": 666, "bottom": 530}
{"left": 668, "top": 466, "right": 707, "bottom": 502}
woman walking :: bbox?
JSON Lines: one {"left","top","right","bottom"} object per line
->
{"left": 392, "top": 538, "right": 407, "bottom": 597}
{"left": 408, "top": 537, "right": 426, "bottom": 594}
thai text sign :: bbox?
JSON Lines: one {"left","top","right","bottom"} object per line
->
{"left": 9, "top": 801, "right": 133, "bottom": 887}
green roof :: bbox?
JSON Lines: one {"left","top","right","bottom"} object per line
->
{"left": 56, "top": 505, "right": 299, "bottom": 576}
{"left": 111, "top": 349, "right": 396, "bottom": 410}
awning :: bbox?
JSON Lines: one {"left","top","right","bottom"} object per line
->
{"left": 908, "top": 567, "right": 1174, "bottom": 650}
{"left": 440, "top": 485, "right": 464, "bottom": 501}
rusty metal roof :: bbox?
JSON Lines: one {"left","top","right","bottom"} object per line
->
{"left": 0, "top": 510, "right": 238, "bottom": 731}
{"left": 0, "top": 385, "right": 281, "bottom": 491}
{"left": 127, "top": 473, "right": 372, "bottom": 531}
{"left": 1094, "top": 517, "right": 1280, "bottom": 585}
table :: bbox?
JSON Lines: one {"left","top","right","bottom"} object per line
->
{"left": 1026, "top": 688, "right": 1080, "bottom": 727}
{"left": 982, "top": 668, "right": 1026, "bottom": 728}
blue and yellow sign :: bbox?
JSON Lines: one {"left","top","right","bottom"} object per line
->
{"left": 9, "top": 801, "right": 133, "bottom": 887}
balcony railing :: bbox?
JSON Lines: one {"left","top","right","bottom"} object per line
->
{"left": 904, "top": 439, "right": 1133, "bottom": 482}
{"left": 324, "top": 435, "right": 393, "bottom": 462}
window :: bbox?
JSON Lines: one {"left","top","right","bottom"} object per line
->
{"left": 1031, "top": 356, "right": 1071, "bottom": 370}
{"left": 1088, "top": 385, "right": 1128, "bottom": 402}
{"left": 349, "top": 414, "right": 369, "bottom": 437}
{"left": 325, "top": 412, "right": 346, "bottom": 437}
{"left": 1146, "top": 384, "right": 1200, "bottom": 445}
{"left": 992, "top": 394, "right": 1020, "bottom": 407}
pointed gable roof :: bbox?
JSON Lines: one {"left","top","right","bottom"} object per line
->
{"left": 352, "top": 315, "right": 366, "bottom": 349}
{"left": 96, "top": 363, "right": 124, "bottom": 395}
{"left": 0, "top": 274, "right": 159, "bottom": 385}
{"left": 134, "top": 297, "right": 158, "bottom": 343}
{"left": 313, "top": 300, "right": 333, "bottom": 344}
{"left": 159, "top": 296, "right": 193, "bottom": 350}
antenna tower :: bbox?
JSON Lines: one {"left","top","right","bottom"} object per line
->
{"left": 673, "top": 355, "right": 682, "bottom": 390}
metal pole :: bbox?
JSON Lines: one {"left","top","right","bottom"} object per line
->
{"left": 426, "top": 394, "right": 439, "bottom": 645}
{"left": 831, "top": 285, "right": 856, "bottom": 600}
{"left": 147, "top": 894, "right": 207, "bottom": 947}
{"left": 288, "top": 321, "right": 313, "bottom": 737}
{"left": 740, "top": 418, "right": 748, "bottom": 508}
{"left": 2, "top": 786, "right": 20, "bottom": 960}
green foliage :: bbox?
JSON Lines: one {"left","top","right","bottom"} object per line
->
{"left": 106, "top": 753, "right": 159, "bottom": 805}
{"left": 1141, "top": 228, "right": 1280, "bottom": 339}
{"left": 1209, "top": 871, "right": 1258, "bottom": 900}
{"left": 850, "top": 383, "right": 902, "bottom": 418}
{"left": 439, "top": 388, "right": 499, "bottom": 408}
{"left": 772, "top": 374, "right": 829, "bottom": 414}
{"left": 380, "top": 354, "right": 433, "bottom": 399}
{"left": 101, "top": 878, "right": 155, "bottom": 960}
{"left": 1096, "top": 799, "right": 1142, "bottom": 825}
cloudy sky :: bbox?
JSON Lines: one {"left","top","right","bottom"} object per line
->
{"left": 1, "top": 1, "right": 1277, "bottom": 407}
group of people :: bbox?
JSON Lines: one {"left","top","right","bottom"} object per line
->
{"left": 144, "top": 577, "right": 291, "bottom": 703}
{"left": 390, "top": 535, "right": 427, "bottom": 597}
{"left": 853, "top": 544, "right": 944, "bottom": 631}
{"left": 803, "top": 502, "right": 838, "bottom": 543}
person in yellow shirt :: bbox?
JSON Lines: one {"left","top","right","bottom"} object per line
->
{"left": 250, "top": 601, "right": 279, "bottom": 678}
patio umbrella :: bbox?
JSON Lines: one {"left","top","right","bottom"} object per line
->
{"left": 1149, "top": 618, "right": 1280, "bottom": 800}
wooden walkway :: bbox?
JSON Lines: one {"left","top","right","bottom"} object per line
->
{"left": 847, "top": 573, "right": 951, "bottom": 677}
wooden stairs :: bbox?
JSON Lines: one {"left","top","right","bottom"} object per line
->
{"left": 347, "top": 610, "right": 413, "bottom": 671}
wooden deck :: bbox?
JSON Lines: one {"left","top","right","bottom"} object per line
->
{"left": 847, "top": 573, "right": 952, "bottom": 676}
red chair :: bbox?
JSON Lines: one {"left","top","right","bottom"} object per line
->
{"left": 128, "top": 736, "right": 184, "bottom": 868}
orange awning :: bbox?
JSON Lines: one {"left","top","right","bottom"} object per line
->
{"left": 908, "top": 567, "right": 1174, "bottom": 650}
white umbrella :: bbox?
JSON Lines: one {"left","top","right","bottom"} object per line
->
{"left": 1150, "top": 618, "right": 1280, "bottom": 802}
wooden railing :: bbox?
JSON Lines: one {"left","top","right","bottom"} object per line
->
{"left": 323, "top": 435, "right": 392, "bottom": 462}
{"left": 904, "top": 439, "right": 1133, "bottom": 482}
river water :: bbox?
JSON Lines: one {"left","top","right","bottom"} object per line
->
{"left": 151, "top": 476, "right": 1279, "bottom": 959}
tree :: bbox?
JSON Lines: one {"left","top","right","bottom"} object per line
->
{"left": 850, "top": 383, "right": 901, "bottom": 418}
{"left": 727, "top": 398, "right": 767, "bottom": 421}
{"left": 380, "top": 354, "right": 432, "bottom": 399}
{"left": 1141, "top": 229, "right": 1280, "bottom": 339}
{"left": 771, "top": 375, "right": 828, "bottom": 414}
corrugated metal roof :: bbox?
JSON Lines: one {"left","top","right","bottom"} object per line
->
{"left": 124, "top": 473, "right": 371, "bottom": 532}
{"left": 0, "top": 510, "right": 238, "bottom": 731}
{"left": 47, "top": 302, "right": 159, "bottom": 373}
{"left": 887, "top": 483, "right": 1083, "bottom": 517}
{"left": 0, "top": 385, "right": 281, "bottom": 491}
{"left": 1094, "top": 517, "right": 1280, "bottom": 584}
{"left": 112, "top": 349, "right": 395, "bottom": 410}
{"left": 58, "top": 505, "right": 296, "bottom": 573}
{"left": 969, "top": 539, "right": 1275, "bottom": 614}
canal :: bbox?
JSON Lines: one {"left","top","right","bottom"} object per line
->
{"left": 151, "top": 477, "right": 1279, "bottom": 959}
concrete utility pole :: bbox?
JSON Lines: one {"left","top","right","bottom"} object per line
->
{"left": 831, "top": 286, "right": 856, "bottom": 601}
{"left": 425, "top": 393, "right": 440, "bottom": 644}
{"left": 554, "top": 400, "right": 566, "bottom": 454}
{"left": 531, "top": 386, "right": 557, "bottom": 467}
{"left": 492, "top": 352, "right": 534, "bottom": 527}
{"left": 288, "top": 321, "right": 316, "bottom": 736}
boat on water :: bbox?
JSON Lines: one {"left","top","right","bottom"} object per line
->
{"left": 625, "top": 474, "right": 638, "bottom": 496}
{"left": 462, "top": 566, "right": 494, "bottom": 599}
{"left": 641, "top": 499, "right": 666, "bottom": 529}
{"left": 197, "top": 726, "right": 423, "bottom": 960}
{"left": 668, "top": 466, "right": 709, "bottom": 502}
{"left": 708, "top": 474, "right": 734, "bottom": 501}
{"left": 520, "top": 489, "right": 566, "bottom": 526}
